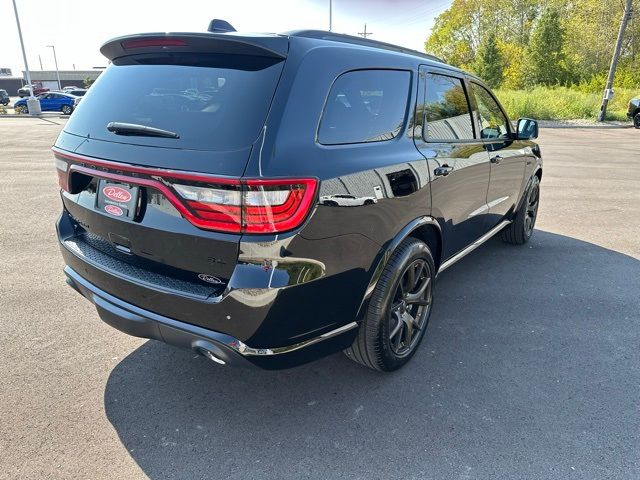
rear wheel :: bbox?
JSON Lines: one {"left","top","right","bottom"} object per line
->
{"left": 634, "top": 112, "right": 640, "bottom": 129}
{"left": 344, "top": 238, "right": 434, "bottom": 371}
{"left": 501, "top": 175, "right": 540, "bottom": 245}
{"left": 61, "top": 104, "right": 73, "bottom": 115}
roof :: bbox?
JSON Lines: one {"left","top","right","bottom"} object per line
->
{"left": 285, "top": 30, "right": 445, "bottom": 64}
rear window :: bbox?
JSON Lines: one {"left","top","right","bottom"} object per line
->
{"left": 318, "top": 69, "right": 410, "bottom": 145}
{"left": 64, "top": 53, "right": 284, "bottom": 151}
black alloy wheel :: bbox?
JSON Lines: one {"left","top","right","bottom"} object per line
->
{"left": 523, "top": 177, "right": 540, "bottom": 238}
{"left": 388, "top": 258, "right": 432, "bottom": 356}
{"left": 634, "top": 112, "right": 640, "bottom": 129}
{"left": 502, "top": 175, "right": 540, "bottom": 245}
{"left": 344, "top": 238, "right": 435, "bottom": 371}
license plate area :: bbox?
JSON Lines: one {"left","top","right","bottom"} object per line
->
{"left": 96, "top": 180, "right": 140, "bottom": 220}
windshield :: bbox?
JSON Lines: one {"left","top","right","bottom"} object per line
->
{"left": 64, "top": 53, "right": 284, "bottom": 151}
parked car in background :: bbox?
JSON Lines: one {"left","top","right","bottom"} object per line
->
{"left": 0, "top": 89, "right": 9, "bottom": 106}
{"left": 62, "top": 86, "right": 81, "bottom": 92}
{"left": 627, "top": 98, "right": 640, "bottom": 128}
{"left": 65, "top": 89, "right": 88, "bottom": 97}
{"left": 54, "top": 22, "right": 542, "bottom": 372}
{"left": 17, "top": 84, "right": 49, "bottom": 97}
{"left": 15, "top": 92, "right": 77, "bottom": 115}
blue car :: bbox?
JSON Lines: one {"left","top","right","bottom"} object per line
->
{"left": 14, "top": 92, "right": 77, "bottom": 115}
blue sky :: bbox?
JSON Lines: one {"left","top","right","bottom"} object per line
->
{"left": 1, "top": 0, "right": 451, "bottom": 75}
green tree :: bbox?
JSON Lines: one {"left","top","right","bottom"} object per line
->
{"left": 473, "top": 32, "right": 503, "bottom": 87}
{"left": 526, "top": 8, "right": 567, "bottom": 85}
{"left": 425, "top": 0, "right": 483, "bottom": 69}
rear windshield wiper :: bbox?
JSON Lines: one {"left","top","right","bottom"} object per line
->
{"left": 106, "top": 122, "right": 179, "bottom": 139}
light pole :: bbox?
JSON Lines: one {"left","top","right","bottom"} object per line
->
{"left": 329, "top": 0, "right": 332, "bottom": 31}
{"left": 47, "top": 45, "right": 62, "bottom": 91}
{"left": 12, "top": 0, "right": 40, "bottom": 114}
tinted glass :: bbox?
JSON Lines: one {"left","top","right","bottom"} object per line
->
{"left": 423, "top": 74, "right": 474, "bottom": 141}
{"left": 64, "top": 54, "right": 284, "bottom": 151}
{"left": 318, "top": 70, "right": 410, "bottom": 145}
{"left": 470, "top": 83, "right": 510, "bottom": 139}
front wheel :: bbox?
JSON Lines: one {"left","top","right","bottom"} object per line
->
{"left": 501, "top": 175, "right": 540, "bottom": 245}
{"left": 634, "top": 112, "right": 640, "bottom": 129}
{"left": 344, "top": 238, "right": 434, "bottom": 371}
{"left": 16, "top": 105, "right": 28, "bottom": 114}
{"left": 61, "top": 105, "right": 73, "bottom": 115}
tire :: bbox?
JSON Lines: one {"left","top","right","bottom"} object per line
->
{"left": 344, "top": 237, "right": 435, "bottom": 371}
{"left": 16, "top": 105, "right": 28, "bottom": 114}
{"left": 501, "top": 175, "right": 540, "bottom": 245}
{"left": 61, "top": 104, "right": 73, "bottom": 115}
{"left": 634, "top": 112, "right": 640, "bottom": 129}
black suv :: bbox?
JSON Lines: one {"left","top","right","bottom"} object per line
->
{"left": 54, "top": 22, "right": 542, "bottom": 371}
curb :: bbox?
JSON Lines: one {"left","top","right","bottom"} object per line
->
{"left": 538, "top": 122, "right": 632, "bottom": 129}
{"left": 0, "top": 114, "right": 68, "bottom": 119}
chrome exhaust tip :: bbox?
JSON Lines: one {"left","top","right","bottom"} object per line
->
{"left": 198, "top": 348, "right": 226, "bottom": 365}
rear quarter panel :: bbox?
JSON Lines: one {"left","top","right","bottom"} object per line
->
{"left": 239, "top": 40, "right": 433, "bottom": 340}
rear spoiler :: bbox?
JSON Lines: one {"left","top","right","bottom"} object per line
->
{"left": 100, "top": 32, "right": 288, "bottom": 61}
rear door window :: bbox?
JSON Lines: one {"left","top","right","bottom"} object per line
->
{"left": 64, "top": 54, "right": 284, "bottom": 151}
{"left": 423, "top": 73, "right": 475, "bottom": 141}
{"left": 318, "top": 69, "right": 410, "bottom": 145}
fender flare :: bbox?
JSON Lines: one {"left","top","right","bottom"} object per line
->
{"left": 354, "top": 216, "right": 441, "bottom": 322}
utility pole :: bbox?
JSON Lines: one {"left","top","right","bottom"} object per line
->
{"left": 12, "top": 0, "right": 40, "bottom": 114}
{"left": 598, "top": 0, "right": 633, "bottom": 122}
{"left": 38, "top": 54, "right": 43, "bottom": 70}
{"left": 358, "top": 23, "right": 373, "bottom": 38}
{"left": 47, "top": 45, "right": 61, "bottom": 91}
{"left": 329, "top": 0, "right": 332, "bottom": 31}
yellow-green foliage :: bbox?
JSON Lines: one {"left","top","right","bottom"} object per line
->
{"left": 494, "top": 87, "right": 637, "bottom": 121}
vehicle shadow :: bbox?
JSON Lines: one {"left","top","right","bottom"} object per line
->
{"left": 104, "top": 230, "right": 640, "bottom": 480}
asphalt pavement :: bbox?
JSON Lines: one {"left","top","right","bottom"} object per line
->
{"left": 1, "top": 117, "right": 638, "bottom": 479}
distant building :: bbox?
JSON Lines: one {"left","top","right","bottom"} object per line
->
{"left": 0, "top": 69, "right": 104, "bottom": 96}
{"left": 23, "top": 70, "right": 103, "bottom": 90}
{"left": 0, "top": 68, "right": 12, "bottom": 76}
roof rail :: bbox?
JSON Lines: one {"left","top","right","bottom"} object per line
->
{"left": 285, "top": 30, "right": 444, "bottom": 64}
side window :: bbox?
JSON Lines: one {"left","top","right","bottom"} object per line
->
{"left": 423, "top": 73, "right": 474, "bottom": 141}
{"left": 318, "top": 69, "right": 410, "bottom": 145}
{"left": 470, "top": 83, "right": 510, "bottom": 140}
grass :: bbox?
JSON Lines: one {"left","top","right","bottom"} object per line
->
{"left": 494, "top": 86, "right": 637, "bottom": 122}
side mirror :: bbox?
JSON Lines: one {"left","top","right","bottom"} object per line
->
{"left": 516, "top": 118, "right": 538, "bottom": 140}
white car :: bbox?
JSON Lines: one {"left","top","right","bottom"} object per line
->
{"left": 320, "top": 194, "right": 378, "bottom": 207}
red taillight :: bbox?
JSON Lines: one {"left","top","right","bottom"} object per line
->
{"left": 171, "top": 179, "right": 317, "bottom": 234}
{"left": 55, "top": 157, "right": 69, "bottom": 191}
{"left": 122, "top": 38, "right": 187, "bottom": 49}
{"left": 53, "top": 150, "right": 317, "bottom": 235}
{"left": 243, "top": 179, "right": 317, "bottom": 233}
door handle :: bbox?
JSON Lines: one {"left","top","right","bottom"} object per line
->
{"left": 434, "top": 164, "right": 454, "bottom": 177}
{"left": 490, "top": 155, "right": 503, "bottom": 164}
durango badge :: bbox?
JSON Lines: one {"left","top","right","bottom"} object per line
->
{"left": 103, "top": 186, "right": 132, "bottom": 203}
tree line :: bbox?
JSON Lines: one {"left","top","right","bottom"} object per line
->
{"left": 424, "top": 0, "right": 640, "bottom": 90}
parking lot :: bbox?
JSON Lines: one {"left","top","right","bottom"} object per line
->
{"left": 1, "top": 117, "right": 638, "bottom": 479}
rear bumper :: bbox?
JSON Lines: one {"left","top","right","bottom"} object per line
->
{"left": 65, "top": 266, "right": 357, "bottom": 369}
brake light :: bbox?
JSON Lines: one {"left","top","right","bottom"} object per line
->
{"left": 55, "top": 157, "right": 69, "bottom": 191}
{"left": 53, "top": 150, "right": 317, "bottom": 234}
{"left": 171, "top": 179, "right": 317, "bottom": 234}
{"left": 122, "top": 38, "right": 187, "bottom": 49}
